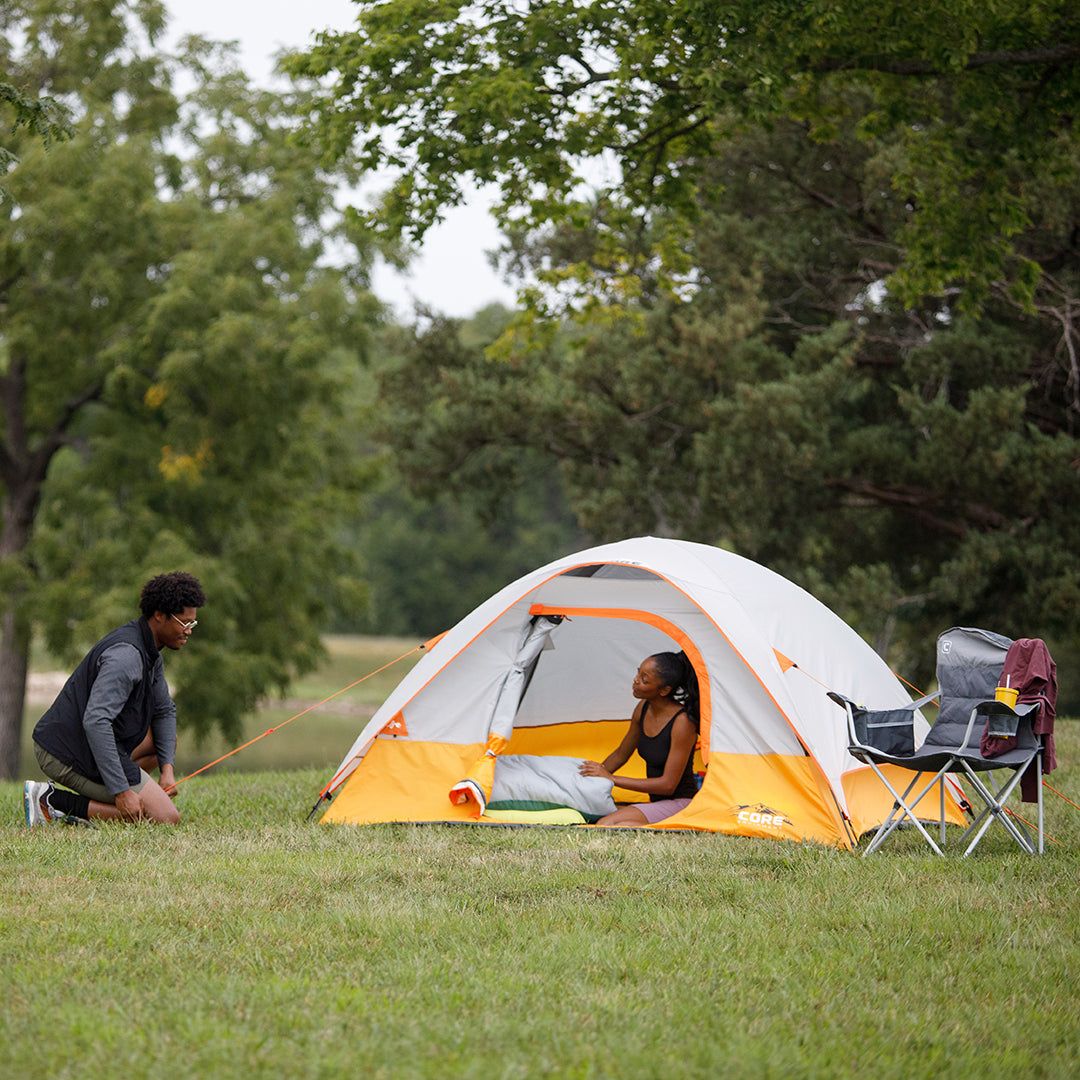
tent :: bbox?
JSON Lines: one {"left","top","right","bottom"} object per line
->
{"left": 318, "top": 537, "right": 966, "bottom": 847}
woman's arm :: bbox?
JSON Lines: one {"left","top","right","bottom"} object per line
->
{"left": 599, "top": 713, "right": 697, "bottom": 797}
{"left": 602, "top": 705, "right": 643, "bottom": 773}
{"left": 579, "top": 705, "right": 643, "bottom": 779}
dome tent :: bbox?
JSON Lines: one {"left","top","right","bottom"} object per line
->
{"left": 317, "top": 537, "right": 965, "bottom": 846}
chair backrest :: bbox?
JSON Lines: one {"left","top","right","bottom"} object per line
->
{"left": 925, "top": 627, "right": 1013, "bottom": 750}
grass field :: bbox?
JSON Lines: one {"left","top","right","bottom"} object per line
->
{"left": 4, "top": 639, "right": 1080, "bottom": 1079}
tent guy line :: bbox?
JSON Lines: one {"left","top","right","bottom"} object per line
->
{"left": 167, "top": 643, "right": 424, "bottom": 793}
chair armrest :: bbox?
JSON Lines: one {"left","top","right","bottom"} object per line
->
{"left": 829, "top": 691, "right": 920, "bottom": 756}
{"left": 827, "top": 691, "right": 861, "bottom": 749}
{"left": 974, "top": 698, "right": 1039, "bottom": 740}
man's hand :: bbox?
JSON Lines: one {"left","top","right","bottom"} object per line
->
{"left": 159, "top": 764, "right": 177, "bottom": 800}
{"left": 114, "top": 788, "right": 144, "bottom": 821}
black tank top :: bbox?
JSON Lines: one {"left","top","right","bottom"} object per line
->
{"left": 636, "top": 703, "right": 698, "bottom": 801}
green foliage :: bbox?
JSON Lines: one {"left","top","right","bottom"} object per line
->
{"left": 366, "top": 99, "right": 1080, "bottom": 692}
{"left": 352, "top": 306, "right": 586, "bottom": 638}
{"left": 290, "top": 0, "right": 1080, "bottom": 311}
{"left": 351, "top": 474, "right": 584, "bottom": 639}
{"left": 0, "top": 0, "right": 87, "bottom": 170}
{"left": 0, "top": 81, "right": 71, "bottom": 169}
{"left": 0, "top": 0, "right": 381, "bottom": 765}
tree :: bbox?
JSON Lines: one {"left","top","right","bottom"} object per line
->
{"left": 0, "top": 1, "right": 74, "bottom": 172}
{"left": 362, "top": 93, "right": 1080, "bottom": 690}
{"left": 286, "top": 3, "right": 1080, "bottom": 690}
{"left": 290, "top": 0, "right": 1080, "bottom": 312}
{"left": 352, "top": 306, "right": 586, "bottom": 638}
{"left": 0, "top": 1, "right": 378, "bottom": 776}
{"left": 0, "top": 80, "right": 71, "bottom": 170}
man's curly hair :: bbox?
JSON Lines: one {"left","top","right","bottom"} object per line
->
{"left": 139, "top": 572, "right": 207, "bottom": 618}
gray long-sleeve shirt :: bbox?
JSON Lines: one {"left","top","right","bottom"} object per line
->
{"left": 83, "top": 643, "right": 177, "bottom": 795}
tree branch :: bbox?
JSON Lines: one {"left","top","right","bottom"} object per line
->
{"left": 828, "top": 476, "right": 1020, "bottom": 538}
{"left": 809, "top": 41, "right": 1080, "bottom": 77}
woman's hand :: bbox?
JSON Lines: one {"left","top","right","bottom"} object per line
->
{"left": 579, "top": 760, "right": 612, "bottom": 781}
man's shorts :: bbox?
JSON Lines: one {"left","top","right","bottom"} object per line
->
{"left": 33, "top": 743, "right": 150, "bottom": 804}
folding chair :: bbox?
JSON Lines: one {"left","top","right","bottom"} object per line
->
{"left": 830, "top": 627, "right": 1049, "bottom": 856}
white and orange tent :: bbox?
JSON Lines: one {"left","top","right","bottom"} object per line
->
{"left": 318, "top": 536, "right": 965, "bottom": 846}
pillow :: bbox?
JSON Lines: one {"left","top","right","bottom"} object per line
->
{"left": 481, "top": 805, "right": 587, "bottom": 825}
{"left": 490, "top": 754, "right": 616, "bottom": 819}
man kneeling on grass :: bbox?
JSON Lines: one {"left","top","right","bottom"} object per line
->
{"left": 24, "top": 571, "right": 206, "bottom": 827}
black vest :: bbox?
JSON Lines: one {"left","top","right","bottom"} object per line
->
{"left": 33, "top": 618, "right": 160, "bottom": 788}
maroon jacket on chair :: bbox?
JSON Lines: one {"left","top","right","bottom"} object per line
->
{"left": 979, "top": 637, "right": 1057, "bottom": 802}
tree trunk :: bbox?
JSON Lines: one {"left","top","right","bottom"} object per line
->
{"left": 0, "top": 358, "right": 94, "bottom": 777}
{"left": 0, "top": 475, "right": 41, "bottom": 779}
{"left": 0, "top": 607, "right": 31, "bottom": 779}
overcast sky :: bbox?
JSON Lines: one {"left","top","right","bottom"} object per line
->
{"left": 166, "top": 1, "right": 517, "bottom": 319}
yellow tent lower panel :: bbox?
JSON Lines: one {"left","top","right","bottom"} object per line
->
{"left": 321, "top": 739, "right": 484, "bottom": 825}
{"left": 321, "top": 740, "right": 853, "bottom": 847}
{"left": 842, "top": 764, "right": 968, "bottom": 838}
{"left": 652, "top": 752, "right": 851, "bottom": 848}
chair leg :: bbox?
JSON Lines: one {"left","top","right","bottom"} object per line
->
{"left": 939, "top": 776, "right": 947, "bottom": 847}
{"left": 1036, "top": 749, "right": 1044, "bottom": 855}
{"left": 958, "top": 765, "right": 1036, "bottom": 855}
{"left": 863, "top": 766, "right": 945, "bottom": 856}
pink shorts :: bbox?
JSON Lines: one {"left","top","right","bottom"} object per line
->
{"left": 634, "top": 797, "right": 693, "bottom": 824}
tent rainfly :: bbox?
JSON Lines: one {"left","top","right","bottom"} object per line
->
{"left": 317, "top": 537, "right": 966, "bottom": 847}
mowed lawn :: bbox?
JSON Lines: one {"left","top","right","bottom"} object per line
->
{"left": 3, "top": 638, "right": 1080, "bottom": 1079}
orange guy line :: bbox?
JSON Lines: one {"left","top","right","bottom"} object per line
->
{"left": 166, "top": 643, "right": 424, "bottom": 790}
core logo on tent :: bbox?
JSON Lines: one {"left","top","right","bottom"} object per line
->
{"left": 732, "top": 804, "right": 787, "bottom": 831}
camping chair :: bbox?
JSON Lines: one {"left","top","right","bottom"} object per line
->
{"left": 829, "top": 627, "right": 1049, "bottom": 857}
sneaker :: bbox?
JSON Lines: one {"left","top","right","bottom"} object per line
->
{"left": 23, "top": 781, "right": 94, "bottom": 828}
{"left": 23, "top": 780, "right": 54, "bottom": 826}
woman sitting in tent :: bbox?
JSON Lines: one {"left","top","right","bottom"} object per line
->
{"left": 579, "top": 651, "right": 700, "bottom": 825}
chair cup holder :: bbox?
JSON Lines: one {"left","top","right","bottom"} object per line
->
{"left": 985, "top": 712, "right": 1020, "bottom": 739}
